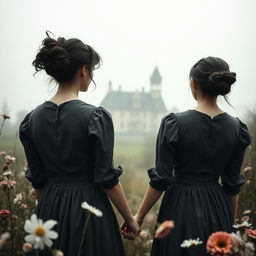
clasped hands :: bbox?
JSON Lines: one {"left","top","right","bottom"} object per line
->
{"left": 120, "top": 214, "right": 143, "bottom": 240}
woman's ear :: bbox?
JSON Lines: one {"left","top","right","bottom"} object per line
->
{"left": 80, "top": 65, "right": 87, "bottom": 77}
{"left": 191, "top": 79, "right": 198, "bottom": 90}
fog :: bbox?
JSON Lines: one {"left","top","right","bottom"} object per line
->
{"left": 1, "top": 0, "right": 256, "bottom": 123}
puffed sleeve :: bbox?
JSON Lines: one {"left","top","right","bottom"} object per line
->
{"left": 19, "top": 112, "right": 48, "bottom": 189}
{"left": 148, "top": 113, "right": 178, "bottom": 191}
{"left": 88, "top": 107, "right": 123, "bottom": 190}
{"left": 221, "top": 118, "right": 252, "bottom": 195}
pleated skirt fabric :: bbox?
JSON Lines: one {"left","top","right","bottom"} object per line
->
{"left": 33, "top": 180, "right": 125, "bottom": 256}
{"left": 150, "top": 182, "right": 233, "bottom": 256}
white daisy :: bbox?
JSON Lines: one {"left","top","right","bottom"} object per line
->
{"left": 24, "top": 214, "right": 58, "bottom": 250}
{"left": 3, "top": 171, "right": 12, "bottom": 177}
{"left": 243, "top": 210, "right": 252, "bottom": 215}
{"left": 233, "top": 221, "right": 252, "bottom": 229}
{"left": 231, "top": 231, "right": 255, "bottom": 256}
{"left": 181, "top": 238, "right": 203, "bottom": 248}
{"left": 81, "top": 202, "right": 103, "bottom": 217}
{"left": 13, "top": 193, "right": 23, "bottom": 204}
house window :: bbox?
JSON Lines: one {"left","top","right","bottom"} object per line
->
{"left": 132, "top": 93, "right": 140, "bottom": 108}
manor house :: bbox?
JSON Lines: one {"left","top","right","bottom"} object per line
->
{"left": 100, "top": 67, "right": 167, "bottom": 134}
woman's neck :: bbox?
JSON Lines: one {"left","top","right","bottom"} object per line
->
{"left": 49, "top": 82, "right": 79, "bottom": 103}
{"left": 195, "top": 95, "right": 224, "bottom": 115}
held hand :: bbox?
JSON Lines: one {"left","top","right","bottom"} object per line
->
{"left": 120, "top": 218, "right": 140, "bottom": 240}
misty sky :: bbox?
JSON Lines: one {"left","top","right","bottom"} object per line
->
{"left": 1, "top": 0, "right": 256, "bottom": 123}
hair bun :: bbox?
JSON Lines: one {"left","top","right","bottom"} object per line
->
{"left": 209, "top": 71, "right": 236, "bottom": 85}
{"left": 207, "top": 71, "right": 236, "bottom": 96}
{"left": 33, "top": 35, "right": 70, "bottom": 81}
{"left": 57, "top": 37, "right": 66, "bottom": 45}
{"left": 33, "top": 31, "right": 101, "bottom": 84}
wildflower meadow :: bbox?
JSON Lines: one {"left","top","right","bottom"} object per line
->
{"left": 0, "top": 109, "right": 256, "bottom": 256}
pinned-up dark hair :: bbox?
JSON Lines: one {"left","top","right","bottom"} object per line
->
{"left": 32, "top": 31, "right": 101, "bottom": 84}
{"left": 189, "top": 57, "right": 236, "bottom": 98}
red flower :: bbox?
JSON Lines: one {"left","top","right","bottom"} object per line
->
{"left": 0, "top": 209, "right": 11, "bottom": 217}
{"left": 206, "top": 231, "right": 233, "bottom": 256}
{"left": 154, "top": 220, "right": 175, "bottom": 239}
{"left": 246, "top": 229, "right": 256, "bottom": 239}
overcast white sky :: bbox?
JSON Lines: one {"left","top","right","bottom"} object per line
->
{"left": 1, "top": 0, "right": 255, "bottom": 123}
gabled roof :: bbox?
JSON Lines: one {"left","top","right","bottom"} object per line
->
{"left": 100, "top": 91, "right": 167, "bottom": 112}
{"left": 150, "top": 67, "right": 162, "bottom": 85}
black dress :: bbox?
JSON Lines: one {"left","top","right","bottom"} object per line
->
{"left": 19, "top": 99, "right": 125, "bottom": 256}
{"left": 148, "top": 110, "right": 252, "bottom": 256}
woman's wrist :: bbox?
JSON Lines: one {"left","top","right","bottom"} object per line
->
{"left": 135, "top": 213, "right": 144, "bottom": 225}
{"left": 124, "top": 214, "right": 134, "bottom": 224}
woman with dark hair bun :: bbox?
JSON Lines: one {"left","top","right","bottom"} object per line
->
{"left": 19, "top": 32, "right": 139, "bottom": 256}
{"left": 121, "top": 57, "right": 252, "bottom": 255}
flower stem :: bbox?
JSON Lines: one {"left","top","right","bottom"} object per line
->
{"left": 7, "top": 188, "right": 14, "bottom": 256}
{"left": 0, "top": 119, "right": 6, "bottom": 136}
{"left": 77, "top": 212, "right": 91, "bottom": 256}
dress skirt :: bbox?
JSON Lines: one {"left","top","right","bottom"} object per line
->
{"left": 150, "top": 181, "right": 234, "bottom": 256}
{"left": 34, "top": 178, "right": 125, "bottom": 256}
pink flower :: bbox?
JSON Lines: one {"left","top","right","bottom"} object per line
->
{"left": 154, "top": 220, "right": 175, "bottom": 239}
{"left": 11, "top": 215, "right": 19, "bottom": 220}
{"left": 0, "top": 210, "right": 11, "bottom": 217}
{"left": 5, "top": 155, "right": 16, "bottom": 163}
{"left": 206, "top": 232, "right": 233, "bottom": 256}
{"left": 20, "top": 203, "right": 28, "bottom": 209}
{"left": 0, "top": 180, "right": 16, "bottom": 189}
{"left": 241, "top": 216, "right": 250, "bottom": 222}
{"left": 242, "top": 167, "right": 252, "bottom": 174}
{"left": 246, "top": 229, "right": 256, "bottom": 239}
{"left": 22, "top": 242, "right": 33, "bottom": 252}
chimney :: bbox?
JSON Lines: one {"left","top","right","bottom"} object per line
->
{"left": 108, "top": 81, "right": 112, "bottom": 92}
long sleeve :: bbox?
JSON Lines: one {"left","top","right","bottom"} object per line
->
{"left": 19, "top": 112, "right": 48, "bottom": 189}
{"left": 221, "top": 118, "right": 252, "bottom": 195}
{"left": 88, "top": 107, "right": 122, "bottom": 190}
{"left": 148, "top": 113, "right": 178, "bottom": 191}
